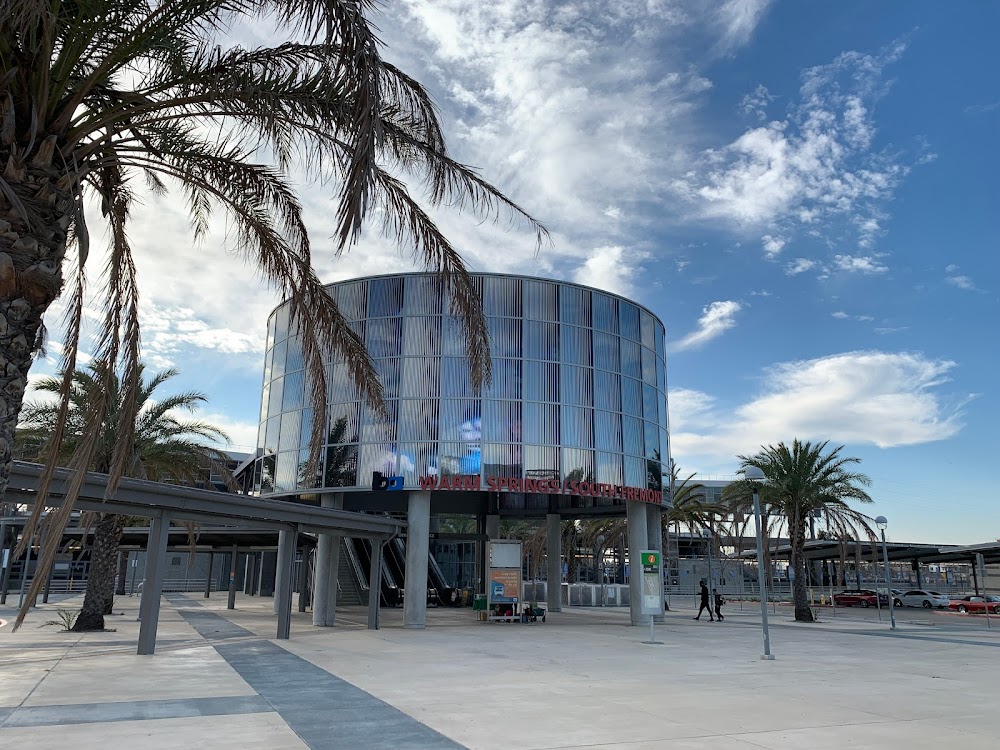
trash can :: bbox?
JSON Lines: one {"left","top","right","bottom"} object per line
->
{"left": 473, "top": 594, "right": 487, "bottom": 621}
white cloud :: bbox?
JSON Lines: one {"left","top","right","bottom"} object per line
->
{"left": 945, "top": 275, "right": 976, "bottom": 290}
{"left": 833, "top": 254, "right": 888, "bottom": 274}
{"left": 945, "top": 264, "right": 960, "bottom": 273}
{"left": 713, "top": 0, "right": 774, "bottom": 54}
{"left": 761, "top": 234, "right": 786, "bottom": 256}
{"left": 749, "top": 289, "right": 772, "bottom": 297}
{"left": 785, "top": 258, "right": 817, "bottom": 276}
{"left": 674, "top": 41, "right": 914, "bottom": 256}
{"left": 831, "top": 311, "right": 849, "bottom": 319}
{"left": 572, "top": 245, "right": 650, "bottom": 296}
{"left": 195, "top": 411, "right": 261, "bottom": 454}
{"left": 671, "top": 300, "right": 742, "bottom": 351}
{"left": 739, "top": 83, "right": 775, "bottom": 121}
{"left": 668, "top": 351, "right": 969, "bottom": 473}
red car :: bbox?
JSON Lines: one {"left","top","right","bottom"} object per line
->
{"left": 949, "top": 595, "right": 1000, "bottom": 614}
{"left": 833, "top": 589, "right": 889, "bottom": 608}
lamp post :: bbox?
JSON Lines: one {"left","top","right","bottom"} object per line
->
{"left": 875, "top": 516, "right": 896, "bottom": 630}
{"left": 596, "top": 535, "right": 606, "bottom": 607}
{"left": 745, "top": 466, "right": 774, "bottom": 660}
{"left": 702, "top": 528, "right": 713, "bottom": 596}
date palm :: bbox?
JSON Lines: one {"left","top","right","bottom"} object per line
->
{"left": 2, "top": 0, "right": 545, "bottom": 628}
{"left": 725, "top": 439, "right": 876, "bottom": 622}
{"left": 17, "top": 365, "right": 230, "bottom": 630}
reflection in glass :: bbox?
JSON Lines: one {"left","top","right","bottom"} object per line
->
{"left": 623, "top": 416, "right": 643, "bottom": 456}
{"left": 328, "top": 402, "right": 360, "bottom": 443}
{"left": 368, "top": 276, "right": 403, "bottom": 317}
{"left": 360, "top": 400, "right": 398, "bottom": 443}
{"left": 642, "top": 383, "right": 659, "bottom": 423}
{"left": 592, "top": 293, "right": 618, "bottom": 333}
{"left": 624, "top": 455, "right": 645, "bottom": 486}
{"left": 281, "top": 370, "right": 304, "bottom": 412}
{"left": 404, "top": 275, "right": 442, "bottom": 315}
{"left": 285, "top": 335, "right": 304, "bottom": 373}
{"left": 524, "top": 403, "right": 558, "bottom": 445}
{"left": 525, "top": 361, "right": 558, "bottom": 402}
{"left": 524, "top": 279, "right": 559, "bottom": 321}
{"left": 273, "top": 303, "right": 290, "bottom": 342}
{"left": 438, "top": 441, "right": 482, "bottom": 477}
{"left": 560, "top": 325, "right": 592, "bottom": 366}
{"left": 441, "top": 357, "right": 474, "bottom": 398}
{"left": 396, "top": 443, "right": 438, "bottom": 483}
{"left": 596, "top": 452, "right": 623, "bottom": 485}
{"left": 524, "top": 445, "right": 560, "bottom": 478}
{"left": 524, "top": 321, "right": 559, "bottom": 361}
{"left": 489, "top": 317, "right": 522, "bottom": 359}
{"left": 622, "top": 377, "right": 642, "bottom": 416}
{"left": 299, "top": 407, "right": 313, "bottom": 449}
{"left": 279, "top": 409, "right": 302, "bottom": 453}
{"left": 560, "top": 285, "right": 591, "bottom": 327}
{"left": 620, "top": 338, "right": 640, "bottom": 379}
{"left": 644, "top": 420, "right": 659, "bottom": 460}
{"left": 264, "top": 416, "right": 279, "bottom": 455}
{"left": 640, "top": 310, "right": 656, "bottom": 349}
{"left": 259, "top": 382, "right": 270, "bottom": 423}
{"left": 560, "top": 406, "right": 593, "bottom": 448}
{"left": 594, "top": 370, "right": 621, "bottom": 412}
{"left": 594, "top": 410, "right": 622, "bottom": 453}
{"left": 619, "top": 302, "right": 640, "bottom": 341}
{"left": 655, "top": 321, "right": 665, "bottom": 360}
{"left": 483, "top": 443, "right": 522, "bottom": 478}
{"left": 366, "top": 318, "right": 403, "bottom": 359}
{"left": 324, "top": 443, "right": 358, "bottom": 487}
{"left": 261, "top": 454, "right": 276, "bottom": 493}
{"left": 560, "top": 364, "right": 593, "bottom": 406}
{"left": 275, "top": 451, "right": 298, "bottom": 492}
{"left": 333, "top": 281, "right": 367, "bottom": 321}
{"left": 485, "top": 359, "right": 522, "bottom": 400}
{"left": 483, "top": 276, "right": 522, "bottom": 317}
{"left": 403, "top": 316, "right": 442, "bottom": 356}
{"left": 482, "top": 401, "right": 522, "bottom": 443}
{"left": 641, "top": 346, "right": 656, "bottom": 385}
{"left": 268, "top": 376, "right": 284, "bottom": 417}
{"left": 562, "top": 448, "right": 595, "bottom": 483}
{"left": 399, "top": 399, "right": 440, "bottom": 441}
{"left": 358, "top": 442, "right": 400, "bottom": 482}
{"left": 271, "top": 339, "right": 288, "bottom": 380}
{"left": 401, "top": 357, "right": 441, "bottom": 398}
{"left": 593, "top": 331, "right": 619, "bottom": 372}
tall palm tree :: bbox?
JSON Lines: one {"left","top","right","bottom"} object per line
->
{"left": 2, "top": 0, "right": 545, "bottom": 629}
{"left": 725, "top": 439, "right": 876, "bottom": 622}
{"left": 17, "top": 365, "right": 230, "bottom": 630}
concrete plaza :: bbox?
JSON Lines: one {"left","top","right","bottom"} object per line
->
{"left": 2, "top": 592, "right": 998, "bottom": 749}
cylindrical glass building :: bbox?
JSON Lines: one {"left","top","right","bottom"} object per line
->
{"left": 252, "top": 273, "right": 670, "bottom": 515}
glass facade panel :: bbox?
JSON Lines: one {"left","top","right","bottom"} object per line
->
{"left": 275, "top": 451, "right": 298, "bottom": 492}
{"left": 441, "top": 358, "right": 474, "bottom": 398}
{"left": 399, "top": 399, "right": 440, "bottom": 441}
{"left": 593, "top": 331, "right": 619, "bottom": 372}
{"left": 641, "top": 346, "right": 656, "bottom": 385}
{"left": 622, "top": 416, "right": 643, "bottom": 456}
{"left": 596, "top": 451, "right": 623, "bottom": 486}
{"left": 285, "top": 336, "right": 304, "bottom": 374}
{"left": 401, "top": 357, "right": 441, "bottom": 398}
{"left": 271, "top": 339, "right": 288, "bottom": 380}
{"left": 619, "top": 302, "right": 640, "bottom": 341}
{"left": 642, "top": 383, "right": 659, "bottom": 423}
{"left": 524, "top": 280, "right": 558, "bottom": 321}
{"left": 524, "top": 321, "right": 559, "bottom": 361}
{"left": 440, "top": 316, "right": 467, "bottom": 357}
{"left": 404, "top": 275, "right": 442, "bottom": 315}
{"left": 657, "top": 358, "right": 666, "bottom": 393}
{"left": 274, "top": 304, "right": 290, "bottom": 342}
{"left": 281, "top": 370, "right": 304, "bottom": 412}
{"left": 560, "top": 406, "right": 593, "bottom": 448}
{"left": 397, "top": 443, "right": 438, "bottom": 484}
{"left": 640, "top": 310, "right": 656, "bottom": 350}
{"left": 266, "top": 314, "right": 277, "bottom": 351}
{"left": 594, "top": 370, "right": 621, "bottom": 412}
{"left": 357, "top": 442, "right": 399, "bottom": 481}
{"left": 374, "top": 357, "right": 401, "bottom": 399}
{"left": 263, "top": 416, "right": 279, "bottom": 455}
{"left": 485, "top": 359, "right": 521, "bottom": 400}
{"left": 299, "top": 407, "right": 313, "bottom": 449}
{"left": 620, "top": 338, "right": 641, "bottom": 379}
{"left": 622, "top": 377, "right": 642, "bottom": 416}
{"left": 524, "top": 403, "right": 558, "bottom": 445}
{"left": 482, "top": 401, "right": 521, "bottom": 443}
{"left": 525, "top": 361, "right": 558, "bottom": 402}
{"left": 560, "top": 325, "right": 592, "bottom": 366}
{"left": 562, "top": 448, "right": 595, "bottom": 483}
{"left": 259, "top": 382, "right": 270, "bottom": 423}
{"left": 644, "top": 420, "right": 660, "bottom": 460}
{"left": 624, "top": 456, "right": 645, "bottom": 487}
{"left": 483, "top": 443, "right": 522, "bottom": 478}
{"left": 368, "top": 277, "right": 403, "bottom": 318}
{"left": 278, "top": 409, "right": 302, "bottom": 453}
{"left": 489, "top": 317, "right": 521, "bottom": 359}
{"left": 655, "top": 322, "right": 666, "bottom": 360}
{"left": 594, "top": 410, "right": 622, "bottom": 453}
{"left": 560, "top": 286, "right": 591, "bottom": 327}
{"left": 360, "top": 400, "right": 398, "bottom": 443}
{"left": 483, "top": 276, "right": 522, "bottom": 317}
{"left": 268, "top": 376, "right": 284, "bottom": 417}
{"left": 403, "top": 316, "right": 442, "bottom": 356}
{"left": 324, "top": 443, "right": 358, "bottom": 487}
{"left": 438, "top": 441, "right": 481, "bottom": 476}
{"left": 560, "top": 364, "right": 593, "bottom": 407}
{"left": 592, "top": 294, "right": 618, "bottom": 333}
{"left": 333, "top": 281, "right": 367, "bottom": 321}
{"left": 524, "top": 445, "right": 559, "bottom": 478}
{"left": 366, "top": 318, "right": 403, "bottom": 359}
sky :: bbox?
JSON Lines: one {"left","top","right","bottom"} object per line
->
{"left": 30, "top": 1, "right": 999, "bottom": 544}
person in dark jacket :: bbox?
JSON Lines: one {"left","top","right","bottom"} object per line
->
{"left": 713, "top": 588, "right": 725, "bottom": 621}
{"left": 693, "top": 580, "right": 714, "bottom": 621}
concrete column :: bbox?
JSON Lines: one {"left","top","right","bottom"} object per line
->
{"left": 137, "top": 513, "right": 171, "bottom": 656}
{"left": 546, "top": 514, "right": 562, "bottom": 613}
{"left": 227, "top": 546, "right": 238, "bottom": 609}
{"left": 367, "top": 540, "right": 383, "bottom": 630}
{"left": 404, "top": 490, "right": 431, "bottom": 629}
{"left": 273, "top": 530, "right": 292, "bottom": 613}
{"left": 485, "top": 514, "right": 500, "bottom": 540}
{"left": 297, "top": 547, "right": 309, "bottom": 612}
{"left": 204, "top": 552, "right": 214, "bottom": 598}
{"left": 313, "top": 493, "right": 344, "bottom": 626}
{"left": 275, "top": 528, "right": 296, "bottom": 640}
{"left": 646, "top": 504, "right": 665, "bottom": 621}
{"left": 627, "top": 500, "right": 649, "bottom": 626}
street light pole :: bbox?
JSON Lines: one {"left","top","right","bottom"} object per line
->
{"left": 596, "top": 535, "right": 606, "bottom": 607}
{"left": 745, "top": 466, "right": 774, "bottom": 660}
{"left": 875, "top": 516, "right": 896, "bottom": 631}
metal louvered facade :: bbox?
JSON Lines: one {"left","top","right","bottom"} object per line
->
{"left": 253, "top": 273, "right": 671, "bottom": 511}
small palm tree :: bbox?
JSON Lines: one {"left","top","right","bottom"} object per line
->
{"left": 725, "top": 439, "right": 876, "bottom": 622}
{"left": 17, "top": 365, "right": 231, "bottom": 631}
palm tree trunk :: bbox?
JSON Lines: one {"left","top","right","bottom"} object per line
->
{"left": 790, "top": 521, "right": 813, "bottom": 622}
{"left": 73, "top": 513, "right": 126, "bottom": 631}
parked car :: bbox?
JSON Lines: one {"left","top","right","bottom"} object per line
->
{"left": 890, "top": 589, "right": 905, "bottom": 607}
{"left": 949, "top": 595, "right": 1000, "bottom": 614}
{"left": 900, "top": 590, "right": 950, "bottom": 609}
{"left": 833, "top": 589, "right": 888, "bottom": 608}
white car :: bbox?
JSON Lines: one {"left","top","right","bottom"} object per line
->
{"left": 900, "top": 589, "right": 950, "bottom": 609}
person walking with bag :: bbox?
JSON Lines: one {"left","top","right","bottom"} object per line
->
{"left": 693, "top": 580, "right": 714, "bottom": 621}
{"left": 713, "top": 588, "right": 725, "bottom": 621}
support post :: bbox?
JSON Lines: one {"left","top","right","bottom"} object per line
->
{"left": 204, "top": 552, "right": 214, "bottom": 598}
{"left": 546, "top": 513, "right": 562, "bottom": 613}
{"left": 313, "top": 493, "right": 343, "bottom": 626}
{"left": 297, "top": 546, "right": 308, "bottom": 613}
{"left": 227, "top": 546, "right": 238, "bottom": 610}
{"left": 646, "top": 504, "right": 665, "bottom": 621}
{"left": 627, "top": 500, "right": 648, "bottom": 625}
{"left": 43, "top": 549, "right": 55, "bottom": 604}
{"left": 0, "top": 522, "right": 13, "bottom": 604}
{"left": 137, "top": 513, "right": 171, "bottom": 656}
{"left": 367, "top": 539, "right": 383, "bottom": 630}
{"left": 404, "top": 491, "right": 431, "bottom": 629}
{"left": 275, "top": 527, "right": 296, "bottom": 640}
{"left": 274, "top": 530, "right": 292, "bottom": 613}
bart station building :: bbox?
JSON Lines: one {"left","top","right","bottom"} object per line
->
{"left": 250, "top": 272, "right": 673, "bottom": 628}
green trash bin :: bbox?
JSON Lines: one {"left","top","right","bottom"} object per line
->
{"left": 473, "top": 594, "right": 487, "bottom": 611}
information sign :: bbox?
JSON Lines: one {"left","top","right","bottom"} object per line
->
{"left": 640, "top": 550, "right": 663, "bottom": 616}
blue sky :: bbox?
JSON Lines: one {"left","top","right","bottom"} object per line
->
{"left": 34, "top": 1, "right": 997, "bottom": 544}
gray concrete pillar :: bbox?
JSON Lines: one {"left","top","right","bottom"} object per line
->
{"left": 546, "top": 514, "right": 562, "bottom": 613}
{"left": 137, "top": 513, "right": 171, "bottom": 655}
{"left": 204, "top": 552, "right": 214, "bottom": 598}
{"left": 274, "top": 530, "right": 292, "bottom": 613}
{"left": 313, "top": 494, "right": 344, "bottom": 626}
{"left": 485, "top": 514, "right": 500, "bottom": 540}
{"left": 275, "top": 528, "right": 296, "bottom": 639}
{"left": 404, "top": 490, "right": 431, "bottom": 629}
{"left": 367, "top": 540, "right": 383, "bottom": 630}
{"left": 627, "top": 500, "right": 649, "bottom": 626}
{"left": 227, "top": 546, "right": 238, "bottom": 609}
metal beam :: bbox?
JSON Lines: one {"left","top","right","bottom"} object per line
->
{"left": 275, "top": 527, "right": 296, "bottom": 640}
{"left": 137, "top": 512, "right": 170, "bottom": 656}
{"left": 367, "top": 541, "right": 382, "bottom": 631}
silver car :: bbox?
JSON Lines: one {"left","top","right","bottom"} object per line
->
{"left": 900, "top": 589, "right": 949, "bottom": 609}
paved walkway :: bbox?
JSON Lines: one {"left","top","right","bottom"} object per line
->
{"left": 2, "top": 592, "right": 999, "bottom": 749}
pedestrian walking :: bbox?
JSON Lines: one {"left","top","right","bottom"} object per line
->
{"left": 693, "top": 580, "right": 714, "bottom": 621}
{"left": 713, "top": 588, "right": 725, "bottom": 621}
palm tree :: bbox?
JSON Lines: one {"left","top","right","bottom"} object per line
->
{"left": 725, "top": 439, "right": 876, "bottom": 622}
{"left": 2, "top": 1, "right": 546, "bottom": 628}
{"left": 17, "top": 365, "right": 231, "bottom": 630}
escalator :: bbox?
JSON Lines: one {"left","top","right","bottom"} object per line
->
{"left": 350, "top": 537, "right": 402, "bottom": 607}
